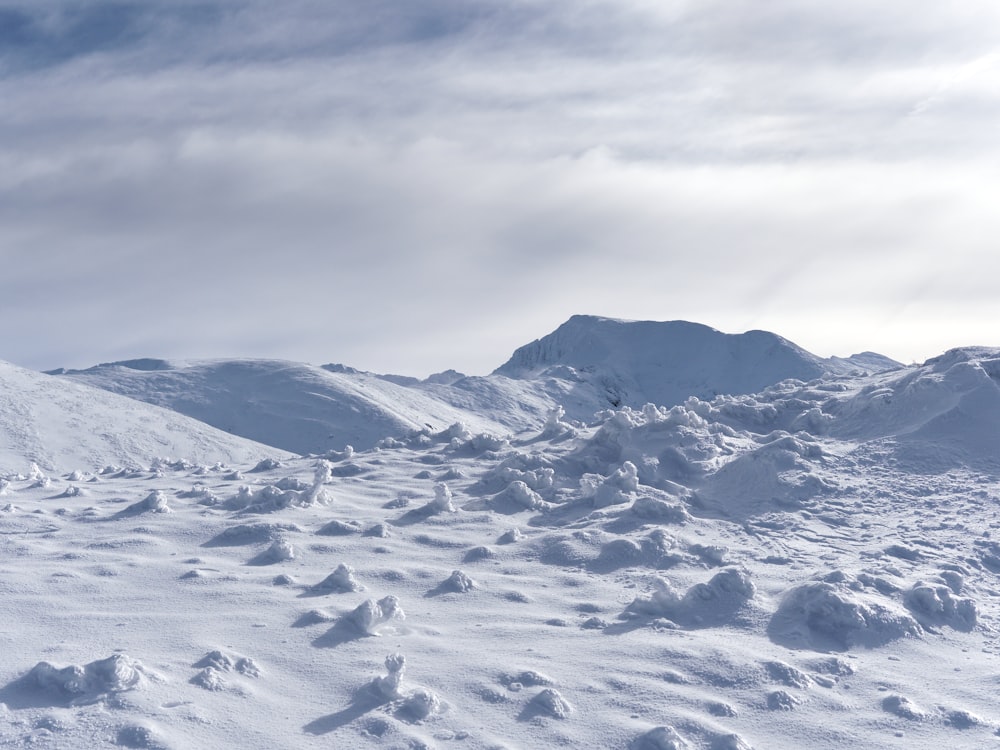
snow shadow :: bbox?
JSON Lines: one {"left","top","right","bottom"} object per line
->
{"left": 0, "top": 674, "right": 67, "bottom": 710}
{"left": 303, "top": 685, "right": 388, "bottom": 735}
{"left": 201, "top": 522, "right": 299, "bottom": 547}
{"left": 390, "top": 504, "right": 439, "bottom": 526}
{"left": 310, "top": 619, "right": 368, "bottom": 649}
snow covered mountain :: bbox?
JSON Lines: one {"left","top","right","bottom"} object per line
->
{"left": 51, "top": 317, "right": 901, "bottom": 455}
{"left": 0, "top": 360, "right": 288, "bottom": 473}
{"left": 2, "top": 333, "right": 1000, "bottom": 749}
{"left": 495, "top": 315, "right": 900, "bottom": 413}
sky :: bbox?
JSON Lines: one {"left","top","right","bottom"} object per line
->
{"left": 1, "top": 0, "right": 998, "bottom": 376}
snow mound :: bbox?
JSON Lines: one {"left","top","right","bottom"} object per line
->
{"left": 529, "top": 687, "right": 572, "bottom": 719}
{"left": 581, "top": 461, "right": 639, "bottom": 508}
{"left": 882, "top": 694, "right": 927, "bottom": 720}
{"left": 632, "top": 725, "right": 691, "bottom": 750}
{"left": 769, "top": 573, "right": 922, "bottom": 651}
{"left": 627, "top": 568, "right": 755, "bottom": 626}
{"left": 250, "top": 539, "right": 295, "bottom": 565}
{"left": 904, "top": 582, "right": 977, "bottom": 631}
{"left": 115, "top": 722, "right": 168, "bottom": 749}
{"left": 490, "top": 480, "right": 547, "bottom": 512}
{"left": 203, "top": 522, "right": 302, "bottom": 547}
{"left": 120, "top": 491, "right": 171, "bottom": 516}
{"left": 441, "top": 569, "right": 476, "bottom": 593}
{"left": 225, "top": 483, "right": 324, "bottom": 513}
{"left": 312, "top": 564, "right": 362, "bottom": 593}
{"left": 27, "top": 655, "right": 144, "bottom": 705}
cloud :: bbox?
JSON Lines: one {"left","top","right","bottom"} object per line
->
{"left": 1, "top": 1, "right": 997, "bottom": 373}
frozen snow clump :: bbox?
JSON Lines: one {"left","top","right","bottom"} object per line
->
{"left": 313, "top": 564, "right": 362, "bottom": 593}
{"left": 304, "top": 460, "right": 333, "bottom": 505}
{"left": 226, "top": 485, "right": 299, "bottom": 512}
{"left": 469, "top": 432, "right": 507, "bottom": 452}
{"left": 349, "top": 595, "right": 405, "bottom": 634}
{"left": 403, "top": 688, "right": 441, "bottom": 720}
{"left": 628, "top": 568, "right": 755, "bottom": 626}
{"left": 375, "top": 653, "right": 407, "bottom": 699}
{"left": 251, "top": 458, "right": 283, "bottom": 472}
{"left": 581, "top": 461, "right": 640, "bottom": 508}
{"left": 631, "top": 496, "right": 691, "bottom": 524}
{"left": 261, "top": 540, "right": 295, "bottom": 563}
{"left": 432, "top": 483, "right": 457, "bottom": 512}
{"left": 541, "top": 405, "right": 574, "bottom": 437}
{"left": 373, "top": 654, "right": 441, "bottom": 720}
{"left": 316, "top": 519, "right": 363, "bottom": 536}
{"left": 767, "top": 690, "right": 799, "bottom": 710}
{"left": 443, "top": 569, "right": 476, "bottom": 593}
{"left": 443, "top": 422, "right": 474, "bottom": 442}
{"left": 904, "top": 582, "right": 977, "bottom": 631}
{"left": 500, "top": 669, "right": 553, "bottom": 688}
{"left": 494, "top": 480, "right": 546, "bottom": 511}
{"left": 498, "top": 528, "right": 523, "bottom": 544}
{"left": 711, "top": 733, "right": 754, "bottom": 750}
{"left": 531, "top": 688, "right": 572, "bottom": 719}
{"left": 29, "top": 654, "right": 143, "bottom": 703}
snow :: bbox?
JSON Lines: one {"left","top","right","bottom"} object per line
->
{"left": 52, "top": 317, "right": 901, "bottom": 455}
{"left": 0, "top": 360, "right": 288, "bottom": 473}
{"left": 2, "top": 317, "right": 1000, "bottom": 748}
{"left": 52, "top": 358, "right": 520, "bottom": 455}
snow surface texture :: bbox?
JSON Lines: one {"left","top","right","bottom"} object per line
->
{"left": 2, "top": 319, "right": 1000, "bottom": 748}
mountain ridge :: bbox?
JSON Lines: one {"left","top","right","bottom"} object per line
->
{"left": 50, "top": 316, "right": 903, "bottom": 456}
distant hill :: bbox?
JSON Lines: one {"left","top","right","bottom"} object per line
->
{"left": 0, "top": 361, "right": 288, "bottom": 473}
{"left": 51, "top": 359, "right": 517, "bottom": 455}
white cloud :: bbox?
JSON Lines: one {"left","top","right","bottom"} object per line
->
{"left": 1, "top": 0, "right": 997, "bottom": 373}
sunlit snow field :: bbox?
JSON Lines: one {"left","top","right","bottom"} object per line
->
{"left": 3, "top": 318, "right": 1000, "bottom": 749}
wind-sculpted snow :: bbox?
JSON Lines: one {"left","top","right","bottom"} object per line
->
{"left": 768, "top": 572, "right": 923, "bottom": 651}
{"left": 8, "top": 330, "right": 1000, "bottom": 747}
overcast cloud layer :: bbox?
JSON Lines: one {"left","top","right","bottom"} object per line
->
{"left": 2, "top": 0, "right": 998, "bottom": 375}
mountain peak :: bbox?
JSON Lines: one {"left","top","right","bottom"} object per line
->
{"left": 493, "top": 316, "right": 823, "bottom": 404}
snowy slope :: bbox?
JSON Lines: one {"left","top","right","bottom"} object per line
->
{"left": 51, "top": 359, "right": 519, "bottom": 455}
{"left": 2, "top": 340, "right": 1000, "bottom": 749}
{"left": 0, "top": 361, "right": 289, "bottom": 473}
